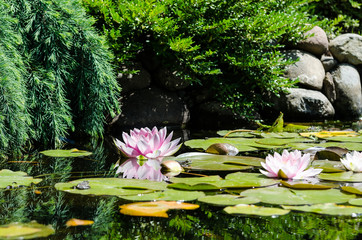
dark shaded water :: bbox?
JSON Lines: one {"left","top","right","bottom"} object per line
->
{"left": 0, "top": 121, "right": 361, "bottom": 239}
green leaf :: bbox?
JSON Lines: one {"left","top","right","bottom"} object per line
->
{"left": 280, "top": 180, "right": 337, "bottom": 190}
{"left": 282, "top": 203, "right": 362, "bottom": 216}
{"left": 240, "top": 187, "right": 355, "bottom": 205}
{"left": 312, "top": 160, "right": 346, "bottom": 173}
{"left": 341, "top": 186, "right": 362, "bottom": 195}
{"left": 224, "top": 204, "right": 290, "bottom": 216}
{"left": 349, "top": 198, "right": 362, "bottom": 206}
{"left": 120, "top": 189, "right": 205, "bottom": 201}
{"left": 318, "top": 172, "right": 362, "bottom": 182}
{"left": 40, "top": 148, "right": 92, "bottom": 157}
{"left": 0, "top": 222, "right": 54, "bottom": 239}
{"left": 223, "top": 172, "right": 280, "bottom": 188}
{"left": 0, "top": 169, "right": 42, "bottom": 188}
{"left": 198, "top": 194, "right": 260, "bottom": 206}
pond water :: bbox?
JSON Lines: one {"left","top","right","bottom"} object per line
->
{"left": 0, "top": 121, "right": 361, "bottom": 239}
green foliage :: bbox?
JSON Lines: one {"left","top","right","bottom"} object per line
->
{"left": 304, "top": 0, "right": 362, "bottom": 34}
{"left": 0, "top": 0, "right": 120, "bottom": 154}
{"left": 82, "top": 0, "right": 319, "bottom": 119}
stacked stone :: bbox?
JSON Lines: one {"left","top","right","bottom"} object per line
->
{"left": 274, "top": 26, "right": 362, "bottom": 121}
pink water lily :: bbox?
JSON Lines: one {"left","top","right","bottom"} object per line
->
{"left": 115, "top": 158, "right": 167, "bottom": 181}
{"left": 114, "top": 127, "right": 181, "bottom": 159}
{"left": 340, "top": 151, "right": 362, "bottom": 172}
{"left": 260, "top": 150, "right": 322, "bottom": 179}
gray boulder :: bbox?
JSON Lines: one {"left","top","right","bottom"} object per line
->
{"left": 321, "top": 53, "right": 338, "bottom": 72}
{"left": 330, "top": 64, "right": 362, "bottom": 119}
{"left": 297, "top": 26, "right": 329, "bottom": 56}
{"left": 284, "top": 50, "right": 325, "bottom": 90}
{"left": 322, "top": 72, "right": 336, "bottom": 103}
{"left": 111, "top": 86, "right": 190, "bottom": 131}
{"left": 329, "top": 34, "right": 362, "bottom": 65}
{"left": 117, "top": 63, "right": 151, "bottom": 93}
{"left": 272, "top": 88, "right": 335, "bottom": 121}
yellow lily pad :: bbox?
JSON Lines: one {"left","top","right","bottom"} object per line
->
{"left": 0, "top": 222, "right": 54, "bottom": 239}
{"left": 299, "top": 131, "right": 359, "bottom": 138}
{"left": 119, "top": 201, "right": 199, "bottom": 218}
{"left": 65, "top": 218, "right": 94, "bottom": 227}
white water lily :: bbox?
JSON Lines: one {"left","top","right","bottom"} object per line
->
{"left": 340, "top": 151, "right": 362, "bottom": 173}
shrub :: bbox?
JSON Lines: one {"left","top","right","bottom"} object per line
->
{"left": 0, "top": 0, "right": 120, "bottom": 156}
{"left": 83, "top": 0, "right": 321, "bottom": 119}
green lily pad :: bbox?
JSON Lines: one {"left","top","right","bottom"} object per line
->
{"left": 257, "top": 132, "right": 302, "bottom": 139}
{"left": 312, "top": 160, "right": 346, "bottom": 173}
{"left": 217, "top": 130, "right": 256, "bottom": 138}
{"left": 198, "top": 194, "right": 260, "bottom": 206}
{"left": 222, "top": 172, "right": 280, "bottom": 188}
{"left": 0, "top": 169, "right": 42, "bottom": 188}
{"left": 172, "top": 153, "right": 263, "bottom": 171}
{"left": 320, "top": 135, "right": 362, "bottom": 142}
{"left": 349, "top": 198, "right": 362, "bottom": 206}
{"left": 55, "top": 178, "right": 168, "bottom": 197}
{"left": 341, "top": 185, "right": 362, "bottom": 195}
{"left": 282, "top": 203, "right": 362, "bottom": 216}
{"left": 318, "top": 172, "right": 362, "bottom": 182}
{"left": 40, "top": 148, "right": 93, "bottom": 157}
{"left": 224, "top": 204, "right": 290, "bottom": 216}
{"left": 120, "top": 189, "right": 205, "bottom": 201}
{"left": 280, "top": 180, "right": 337, "bottom": 190}
{"left": 318, "top": 142, "right": 362, "bottom": 151}
{"left": 240, "top": 187, "right": 355, "bottom": 205}
{"left": 0, "top": 222, "right": 54, "bottom": 239}
{"left": 184, "top": 138, "right": 260, "bottom": 152}
{"left": 314, "top": 147, "right": 348, "bottom": 161}
{"left": 168, "top": 175, "right": 223, "bottom": 190}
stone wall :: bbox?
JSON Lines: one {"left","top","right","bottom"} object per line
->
{"left": 110, "top": 27, "right": 362, "bottom": 134}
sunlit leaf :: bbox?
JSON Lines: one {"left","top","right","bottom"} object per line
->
{"left": 240, "top": 187, "right": 355, "bottom": 205}
{"left": 0, "top": 222, "right": 54, "bottom": 239}
{"left": 55, "top": 178, "right": 168, "bottom": 197}
{"left": 312, "top": 160, "right": 346, "bottom": 173}
{"left": 318, "top": 142, "right": 362, "bottom": 151}
{"left": 300, "top": 131, "right": 359, "bottom": 138}
{"left": 217, "top": 130, "right": 255, "bottom": 138}
{"left": 349, "top": 198, "right": 362, "bottom": 206}
{"left": 171, "top": 153, "right": 262, "bottom": 171}
{"left": 223, "top": 172, "right": 280, "bottom": 188}
{"left": 341, "top": 186, "right": 362, "bottom": 195}
{"left": 168, "top": 175, "right": 222, "bottom": 190}
{"left": 120, "top": 201, "right": 199, "bottom": 218}
{"left": 66, "top": 218, "right": 94, "bottom": 227}
{"left": 0, "top": 169, "right": 42, "bottom": 188}
{"left": 120, "top": 189, "right": 205, "bottom": 201}
{"left": 280, "top": 180, "right": 337, "bottom": 190}
{"left": 318, "top": 172, "right": 362, "bottom": 182}
{"left": 184, "top": 138, "right": 259, "bottom": 152}
{"left": 198, "top": 194, "right": 260, "bottom": 206}
{"left": 282, "top": 203, "right": 362, "bottom": 216}
{"left": 40, "top": 148, "right": 92, "bottom": 157}
{"left": 224, "top": 204, "right": 290, "bottom": 216}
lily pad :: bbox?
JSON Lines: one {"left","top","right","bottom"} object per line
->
{"left": 319, "top": 135, "right": 362, "bottom": 142}
{"left": 240, "top": 187, "right": 355, "bottom": 205}
{"left": 300, "top": 131, "right": 359, "bottom": 138}
{"left": 318, "top": 142, "right": 362, "bottom": 151}
{"left": 120, "top": 189, "right": 205, "bottom": 201}
{"left": 223, "top": 172, "right": 280, "bottom": 188}
{"left": 119, "top": 201, "right": 199, "bottom": 218}
{"left": 341, "top": 185, "right": 362, "bottom": 195}
{"left": 224, "top": 204, "right": 290, "bottom": 216}
{"left": 349, "top": 198, "right": 362, "bottom": 206}
{"left": 0, "top": 169, "right": 42, "bottom": 188}
{"left": 0, "top": 222, "right": 54, "bottom": 239}
{"left": 217, "top": 130, "right": 255, "bottom": 138}
{"left": 40, "top": 148, "right": 93, "bottom": 157}
{"left": 168, "top": 175, "right": 223, "bottom": 190}
{"left": 198, "top": 194, "right": 260, "bottom": 206}
{"left": 280, "top": 180, "right": 337, "bottom": 190}
{"left": 282, "top": 203, "right": 362, "bottom": 216}
{"left": 318, "top": 172, "right": 362, "bottom": 182}
{"left": 314, "top": 148, "right": 347, "bottom": 161}
{"left": 55, "top": 178, "right": 168, "bottom": 197}
{"left": 172, "top": 153, "right": 263, "bottom": 171}
{"left": 184, "top": 138, "right": 260, "bottom": 152}
{"left": 312, "top": 160, "right": 346, "bottom": 173}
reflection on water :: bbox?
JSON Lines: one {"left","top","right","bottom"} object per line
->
{"left": 0, "top": 124, "right": 361, "bottom": 239}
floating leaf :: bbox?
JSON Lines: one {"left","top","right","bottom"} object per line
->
{"left": 320, "top": 135, "right": 362, "bottom": 142}
{"left": 55, "top": 178, "right": 168, "bottom": 197}
{"left": 312, "top": 160, "right": 346, "bottom": 173}
{"left": 318, "top": 142, "right": 362, "bottom": 151}
{"left": 240, "top": 187, "right": 355, "bottom": 205}
{"left": 314, "top": 147, "right": 348, "bottom": 161}
{"left": 40, "top": 148, "right": 92, "bottom": 157}
{"left": 168, "top": 176, "right": 223, "bottom": 190}
{"left": 0, "top": 169, "right": 42, "bottom": 188}
{"left": 66, "top": 218, "right": 94, "bottom": 227}
{"left": 120, "top": 201, "right": 199, "bottom": 218}
{"left": 0, "top": 222, "right": 54, "bottom": 239}
{"left": 198, "top": 194, "right": 260, "bottom": 206}
{"left": 300, "top": 131, "right": 359, "bottom": 138}
{"left": 318, "top": 172, "right": 362, "bottom": 182}
{"left": 223, "top": 172, "right": 280, "bottom": 188}
{"left": 280, "top": 180, "right": 337, "bottom": 190}
{"left": 120, "top": 189, "right": 205, "bottom": 201}
{"left": 217, "top": 130, "right": 255, "bottom": 138}
{"left": 254, "top": 137, "right": 313, "bottom": 147}
{"left": 172, "top": 153, "right": 262, "bottom": 171}
{"left": 205, "top": 143, "right": 239, "bottom": 156}
{"left": 185, "top": 138, "right": 259, "bottom": 152}
{"left": 282, "top": 203, "right": 362, "bottom": 216}
{"left": 341, "top": 186, "right": 362, "bottom": 195}
{"left": 349, "top": 198, "right": 362, "bottom": 206}
{"left": 224, "top": 204, "right": 290, "bottom": 216}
